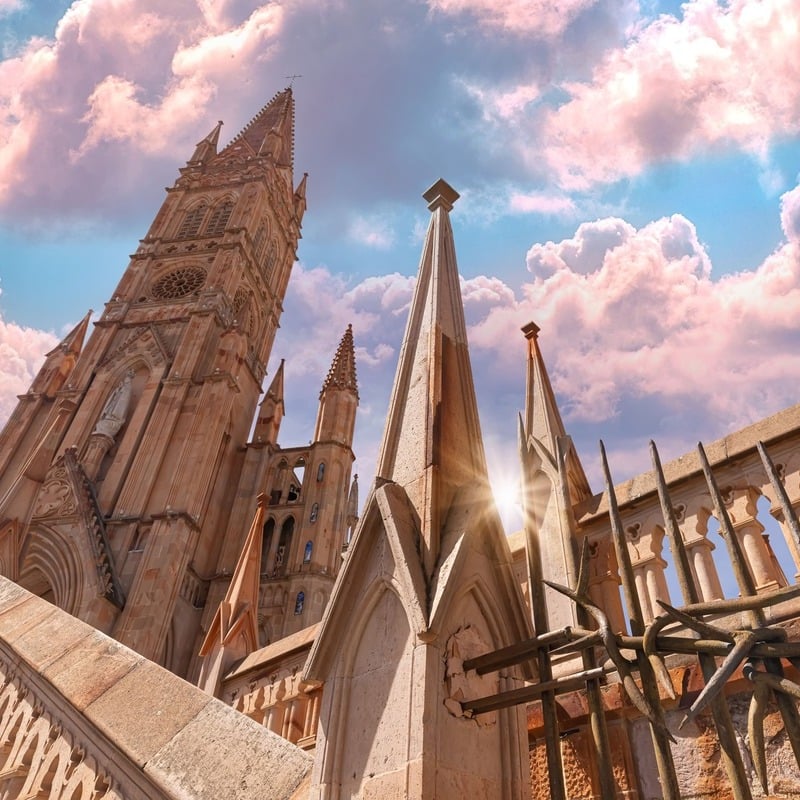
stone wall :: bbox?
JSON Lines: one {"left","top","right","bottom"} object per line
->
{"left": 0, "top": 576, "right": 312, "bottom": 799}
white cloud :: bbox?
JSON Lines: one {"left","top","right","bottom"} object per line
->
{"left": 348, "top": 215, "right": 396, "bottom": 249}
{"left": 0, "top": 315, "right": 58, "bottom": 425}
{"left": 537, "top": 0, "right": 800, "bottom": 188}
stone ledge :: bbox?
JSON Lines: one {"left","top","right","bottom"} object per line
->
{"left": 0, "top": 575, "right": 312, "bottom": 799}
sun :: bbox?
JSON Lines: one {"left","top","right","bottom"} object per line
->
{"left": 489, "top": 473, "right": 523, "bottom": 533}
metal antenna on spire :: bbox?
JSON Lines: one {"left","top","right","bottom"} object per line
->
{"left": 285, "top": 74, "right": 303, "bottom": 88}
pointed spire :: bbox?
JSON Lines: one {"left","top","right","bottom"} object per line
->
{"left": 321, "top": 324, "right": 358, "bottom": 396}
{"left": 254, "top": 359, "right": 285, "bottom": 446}
{"left": 314, "top": 326, "right": 358, "bottom": 446}
{"left": 376, "top": 178, "right": 488, "bottom": 576}
{"left": 294, "top": 172, "right": 308, "bottom": 223}
{"left": 521, "top": 321, "right": 590, "bottom": 496}
{"left": 32, "top": 310, "right": 92, "bottom": 398}
{"left": 198, "top": 495, "right": 266, "bottom": 694}
{"left": 63, "top": 309, "right": 91, "bottom": 356}
{"left": 188, "top": 120, "right": 223, "bottom": 164}
{"left": 522, "top": 321, "right": 567, "bottom": 450}
{"left": 220, "top": 88, "right": 294, "bottom": 166}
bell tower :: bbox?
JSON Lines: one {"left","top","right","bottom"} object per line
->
{"left": 0, "top": 89, "right": 308, "bottom": 675}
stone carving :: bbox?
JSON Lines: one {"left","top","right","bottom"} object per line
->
{"left": 0, "top": 658, "right": 123, "bottom": 800}
{"left": 32, "top": 479, "right": 75, "bottom": 519}
{"left": 93, "top": 371, "right": 133, "bottom": 440}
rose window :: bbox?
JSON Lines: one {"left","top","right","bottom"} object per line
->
{"left": 151, "top": 267, "right": 206, "bottom": 300}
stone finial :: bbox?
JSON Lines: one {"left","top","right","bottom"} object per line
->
{"left": 422, "top": 178, "right": 460, "bottom": 212}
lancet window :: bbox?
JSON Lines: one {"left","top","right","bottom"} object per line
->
{"left": 177, "top": 204, "right": 208, "bottom": 238}
{"left": 204, "top": 201, "right": 234, "bottom": 237}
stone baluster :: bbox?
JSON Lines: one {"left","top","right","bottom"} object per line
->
{"left": 728, "top": 487, "right": 781, "bottom": 592}
{"left": 681, "top": 505, "right": 724, "bottom": 601}
{"left": 588, "top": 538, "right": 625, "bottom": 634}
{"left": 626, "top": 523, "right": 669, "bottom": 624}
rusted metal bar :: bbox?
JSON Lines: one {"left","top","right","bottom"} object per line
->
{"left": 601, "top": 441, "right": 681, "bottom": 800}
{"left": 620, "top": 634, "right": 800, "bottom": 659}
{"left": 650, "top": 440, "right": 752, "bottom": 800}
{"left": 698, "top": 442, "right": 800, "bottom": 777}
{"left": 670, "top": 582, "right": 800, "bottom": 617}
{"left": 463, "top": 628, "right": 572, "bottom": 675}
{"left": 461, "top": 668, "right": 605, "bottom": 715}
{"left": 757, "top": 440, "right": 800, "bottom": 564}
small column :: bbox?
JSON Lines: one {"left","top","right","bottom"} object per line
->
{"left": 729, "top": 488, "right": 780, "bottom": 592}
{"left": 686, "top": 539, "right": 724, "bottom": 600}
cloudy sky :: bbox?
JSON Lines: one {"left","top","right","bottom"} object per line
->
{"left": 1, "top": 0, "right": 800, "bottom": 532}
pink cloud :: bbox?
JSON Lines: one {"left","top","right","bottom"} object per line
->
{"left": 0, "top": 316, "right": 58, "bottom": 425}
{"left": 508, "top": 192, "right": 576, "bottom": 216}
{"left": 468, "top": 186, "right": 800, "bottom": 438}
{"left": 428, "top": 0, "right": 599, "bottom": 38}
{"left": 0, "top": 0, "right": 285, "bottom": 215}
{"left": 537, "top": 0, "right": 800, "bottom": 188}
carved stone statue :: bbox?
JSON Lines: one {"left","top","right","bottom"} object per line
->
{"left": 93, "top": 371, "right": 134, "bottom": 439}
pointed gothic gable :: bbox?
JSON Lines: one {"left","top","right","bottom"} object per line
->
{"left": 97, "top": 325, "right": 171, "bottom": 375}
{"left": 198, "top": 497, "right": 266, "bottom": 694}
{"left": 304, "top": 181, "right": 531, "bottom": 800}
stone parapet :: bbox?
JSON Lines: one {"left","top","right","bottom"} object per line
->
{"left": 0, "top": 576, "right": 312, "bottom": 799}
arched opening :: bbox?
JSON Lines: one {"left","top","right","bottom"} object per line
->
{"left": 294, "top": 591, "right": 305, "bottom": 615}
{"left": 261, "top": 518, "right": 275, "bottom": 576}
{"left": 204, "top": 200, "right": 235, "bottom": 237}
{"left": 275, "top": 517, "right": 294, "bottom": 575}
{"left": 177, "top": 203, "right": 208, "bottom": 238}
{"left": 303, "top": 540, "right": 313, "bottom": 564}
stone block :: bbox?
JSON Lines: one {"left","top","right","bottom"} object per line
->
{"left": 7, "top": 604, "right": 96, "bottom": 671}
{"left": 0, "top": 594, "right": 58, "bottom": 645}
{"left": 145, "top": 698, "right": 313, "bottom": 800}
{"left": 43, "top": 630, "right": 141, "bottom": 710}
{"left": 85, "top": 658, "right": 211, "bottom": 767}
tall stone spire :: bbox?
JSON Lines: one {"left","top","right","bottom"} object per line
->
{"left": 523, "top": 321, "right": 568, "bottom": 451}
{"left": 519, "top": 322, "right": 590, "bottom": 635}
{"left": 314, "top": 324, "right": 358, "bottom": 446}
{"left": 322, "top": 324, "right": 358, "bottom": 394}
{"left": 220, "top": 88, "right": 294, "bottom": 165}
{"left": 376, "top": 178, "right": 487, "bottom": 577}
{"left": 305, "top": 180, "right": 530, "bottom": 800}
{"left": 254, "top": 359, "right": 285, "bottom": 446}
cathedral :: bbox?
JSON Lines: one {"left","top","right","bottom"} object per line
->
{"left": 0, "top": 89, "right": 799, "bottom": 800}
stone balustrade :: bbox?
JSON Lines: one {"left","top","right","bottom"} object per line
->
{"left": 0, "top": 577, "right": 312, "bottom": 800}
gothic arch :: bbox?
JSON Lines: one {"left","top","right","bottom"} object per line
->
{"left": 18, "top": 526, "right": 82, "bottom": 616}
{"left": 176, "top": 199, "right": 210, "bottom": 238}
{"left": 322, "top": 579, "right": 413, "bottom": 796}
{"left": 204, "top": 195, "right": 237, "bottom": 237}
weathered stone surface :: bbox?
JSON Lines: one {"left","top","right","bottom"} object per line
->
{"left": 146, "top": 698, "right": 312, "bottom": 800}
{"left": 42, "top": 630, "right": 141, "bottom": 710}
{"left": 85, "top": 658, "right": 213, "bottom": 767}
{"left": 0, "top": 576, "right": 314, "bottom": 799}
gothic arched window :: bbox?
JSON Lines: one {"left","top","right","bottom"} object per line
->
{"left": 294, "top": 591, "right": 305, "bottom": 615}
{"left": 303, "top": 540, "right": 312, "bottom": 563}
{"left": 310, "top": 503, "right": 319, "bottom": 523}
{"left": 261, "top": 518, "right": 275, "bottom": 575}
{"left": 275, "top": 517, "right": 294, "bottom": 575}
{"left": 317, "top": 462, "right": 325, "bottom": 482}
{"left": 177, "top": 204, "right": 207, "bottom": 238}
{"left": 204, "top": 200, "right": 234, "bottom": 237}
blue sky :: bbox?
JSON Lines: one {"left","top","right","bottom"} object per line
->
{"left": 2, "top": 0, "right": 800, "bottom": 535}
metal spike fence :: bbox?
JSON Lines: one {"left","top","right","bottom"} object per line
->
{"left": 460, "top": 439, "right": 800, "bottom": 799}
